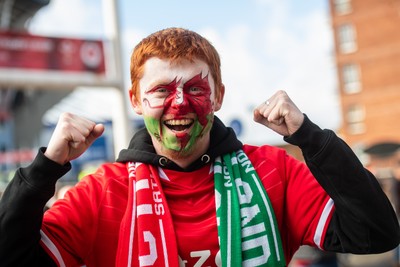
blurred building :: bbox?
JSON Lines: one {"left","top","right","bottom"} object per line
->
{"left": 330, "top": 0, "right": 400, "bottom": 144}
{"left": 329, "top": 0, "right": 400, "bottom": 193}
{"left": 0, "top": 0, "right": 50, "bottom": 30}
{"left": 0, "top": 0, "right": 71, "bottom": 157}
{"left": 0, "top": 0, "right": 121, "bottom": 185}
{"left": 329, "top": 0, "right": 400, "bottom": 265}
{"left": 0, "top": 0, "right": 67, "bottom": 186}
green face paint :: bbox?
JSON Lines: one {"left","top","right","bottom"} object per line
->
{"left": 144, "top": 114, "right": 213, "bottom": 154}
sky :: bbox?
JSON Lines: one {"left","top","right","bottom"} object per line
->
{"left": 29, "top": 0, "right": 340, "bottom": 145}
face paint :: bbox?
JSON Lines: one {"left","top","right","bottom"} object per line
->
{"left": 163, "top": 73, "right": 212, "bottom": 127}
{"left": 143, "top": 114, "right": 213, "bottom": 153}
{"left": 175, "top": 87, "right": 184, "bottom": 105}
{"left": 143, "top": 73, "right": 213, "bottom": 153}
{"left": 137, "top": 58, "right": 219, "bottom": 157}
{"left": 142, "top": 78, "right": 182, "bottom": 109}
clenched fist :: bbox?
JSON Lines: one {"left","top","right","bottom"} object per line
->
{"left": 253, "top": 90, "right": 304, "bottom": 137}
{"left": 44, "top": 112, "right": 105, "bottom": 165}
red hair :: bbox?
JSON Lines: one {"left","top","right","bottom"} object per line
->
{"left": 130, "top": 27, "right": 222, "bottom": 100}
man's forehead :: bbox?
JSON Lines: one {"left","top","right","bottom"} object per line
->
{"left": 143, "top": 57, "right": 209, "bottom": 74}
{"left": 141, "top": 58, "right": 212, "bottom": 87}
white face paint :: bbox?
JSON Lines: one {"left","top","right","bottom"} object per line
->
{"left": 175, "top": 87, "right": 184, "bottom": 105}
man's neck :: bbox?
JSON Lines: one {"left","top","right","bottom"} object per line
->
{"left": 153, "top": 135, "right": 210, "bottom": 169}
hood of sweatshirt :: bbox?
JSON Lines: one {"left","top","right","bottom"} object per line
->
{"left": 116, "top": 116, "right": 242, "bottom": 172}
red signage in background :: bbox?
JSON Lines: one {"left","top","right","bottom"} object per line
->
{"left": 0, "top": 149, "right": 35, "bottom": 165}
{"left": 0, "top": 30, "right": 105, "bottom": 74}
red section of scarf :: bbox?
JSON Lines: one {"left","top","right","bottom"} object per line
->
{"left": 116, "top": 162, "right": 180, "bottom": 267}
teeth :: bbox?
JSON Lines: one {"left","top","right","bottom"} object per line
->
{"left": 165, "top": 119, "right": 193, "bottom": 126}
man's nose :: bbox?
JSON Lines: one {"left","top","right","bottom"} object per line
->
{"left": 172, "top": 87, "right": 186, "bottom": 107}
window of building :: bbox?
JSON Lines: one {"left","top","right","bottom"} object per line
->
{"left": 346, "top": 104, "right": 366, "bottom": 135}
{"left": 348, "top": 122, "right": 366, "bottom": 135}
{"left": 338, "top": 23, "right": 357, "bottom": 53}
{"left": 342, "top": 63, "right": 361, "bottom": 93}
{"left": 333, "top": 0, "right": 352, "bottom": 15}
{"left": 346, "top": 104, "right": 365, "bottom": 123}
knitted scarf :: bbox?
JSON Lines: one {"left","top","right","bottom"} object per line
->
{"left": 214, "top": 150, "right": 285, "bottom": 267}
{"left": 116, "top": 150, "right": 285, "bottom": 266}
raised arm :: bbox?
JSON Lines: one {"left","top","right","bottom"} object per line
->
{"left": 0, "top": 113, "right": 104, "bottom": 266}
{"left": 253, "top": 90, "right": 400, "bottom": 253}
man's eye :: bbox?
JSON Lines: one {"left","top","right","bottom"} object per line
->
{"left": 189, "top": 87, "right": 203, "bottom": 94}
{"left": 155, "top": 87, "right": 169, "bottom": 94}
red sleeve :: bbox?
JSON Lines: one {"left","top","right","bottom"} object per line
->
{"left": 244, "top": 145, "right": 335, "bottom": 260}
{"left": 40, "top": 172, "right": 106, "bottom": 266}
{"left": 283, "top": 153, "right": 334, "bottom": 248}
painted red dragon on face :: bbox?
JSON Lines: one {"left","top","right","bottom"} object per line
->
{"left": 141, "top": 69, "right": 214, "bottom": 152}
{"left": 162, "top": 73, "right": 212, "bottom": 128}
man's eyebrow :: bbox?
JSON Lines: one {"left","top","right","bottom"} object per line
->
{"left": 183, "top": 72, "right": 209, "bottom": 87}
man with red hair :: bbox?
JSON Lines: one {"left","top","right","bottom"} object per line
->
{"left": 1, "top": 28, "right": 399, "bottom": 267}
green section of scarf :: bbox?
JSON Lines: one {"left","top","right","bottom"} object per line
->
{"left": 214, "top": 150, "right": 286, "bottom": 267}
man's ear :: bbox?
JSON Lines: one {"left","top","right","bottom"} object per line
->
{"left": 214, "top": 84, "right": 225, "bottom": 112}
{"left": 129, "top": 90, "right": 142, "bottom": 115}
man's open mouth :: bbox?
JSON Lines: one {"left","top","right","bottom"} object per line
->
{"left": 164, "top": 119, "right": 194, "bottom": 131}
